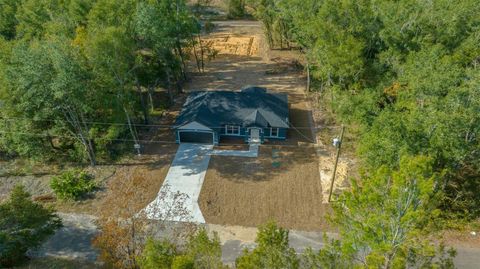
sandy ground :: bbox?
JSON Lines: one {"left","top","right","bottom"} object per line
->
{"left": 200, "top": 145, "right": 328, "bottom": 231}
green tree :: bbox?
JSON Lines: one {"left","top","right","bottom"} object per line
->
{"left": 251, "top": 0, "right": 480, "bottom": 219}
{"left": 319, "top": 156, "right": 456, "bottom": 268}
{"left": 236, "top": 221, "right": 299, "bottom": 269}
{"left": 140, "top": 239, "right": 177, "bottom": 269}
{"left": 0, "top": 0, "right": 21, "bottom": 39}
{"left": 139, "top": 228, "right": 224, "bottom": 269}
{"left": 0, "top": 0, "right": 199, "bottom": 163}
{"left": 1, "top": 38, "right": 99, "bottom": 164}
{"left": 228, "top": 0, "right": 246, "bottom": 18}
{"left": 185, "top": 228, "right": 224, "bottom": 269}
{"left": 0, "top": 185, "right": 62, "bottom": 267}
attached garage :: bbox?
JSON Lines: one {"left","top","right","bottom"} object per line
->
{"left": 176, "top": 121, "right": 216, "bottom": 144}
{"left": 178, "top": 131, "right": 214, "bottom": 144}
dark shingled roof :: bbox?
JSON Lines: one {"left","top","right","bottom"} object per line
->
{"left": 175, "top": 88, "right": 289, "bottom": 129}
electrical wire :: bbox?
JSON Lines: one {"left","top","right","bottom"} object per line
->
{"left": 0, "top": 129, "right": 318, "bottom": 148}
{"left": 0, "top": 115, "right": 331, "bottom": 129}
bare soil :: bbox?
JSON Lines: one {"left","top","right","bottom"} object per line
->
{"left": 184, "top": 20, "right": 331, "bottom": 230}
{"left": 200, "top": 145, "right": 329, "bottom": 231}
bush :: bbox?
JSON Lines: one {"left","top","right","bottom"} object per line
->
{"left": 0, "top": 185, "right": 62, "bottom": 267}
{"left": 236, "top": 221, "right": 299, "bottom": 269}
{"left": 50, "top": 169, "right": 96, "bottom": 200}
{"left": 171, "top": 255, "right": 194, "bottom": 269}
{"left": 139, "top": 229, "right": 224, "bottom": 269}
{"left": 140, "top": 239, "right": 177, "bottom": 269}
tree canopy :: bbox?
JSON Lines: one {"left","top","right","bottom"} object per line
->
{"left": 0, "top": 0, "right": 199, "bottom": 164}
{"left": 249, "top": 0, "right": 480, "bottom": 219}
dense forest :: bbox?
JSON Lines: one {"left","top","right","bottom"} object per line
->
{"left": 0, "top": 0, "right": 200, "bottom": 165}
{"left": 249, "top": 0, "right": 480, "bottom": 219}
{"left": 0, "top": 0, "right": 479, "bottom": 268}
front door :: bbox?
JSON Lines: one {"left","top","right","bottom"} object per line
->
{"left": 250, "top": 129, "right": 260, "bottom": 143}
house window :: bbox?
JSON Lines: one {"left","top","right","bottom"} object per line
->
{"left": 270, "top": 128, "right": 279, "bottom": 137}
{"left": 225, "top": 125, "right": 240, "bottom": 135}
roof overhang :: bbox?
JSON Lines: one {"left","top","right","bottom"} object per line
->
{"left": 176, "top": 121, "right": 212, "bottom": 131}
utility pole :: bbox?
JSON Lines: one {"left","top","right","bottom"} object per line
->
{"left": 123, "top": 106, "right": 141, "bottom": 156}
{"left": 328, "top": 125, "right": 345, "bottom": 203}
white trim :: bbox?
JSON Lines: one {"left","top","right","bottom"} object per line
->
{"left": 178, "top": 121, "right": 212, "bottom": 131}
{"left": 225, "top": 125, "right": 240, "bottom": 135}
{"left": 270, "top": 128, "right": 280, "bottom": 137}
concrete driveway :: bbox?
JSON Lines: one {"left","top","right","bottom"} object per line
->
{"left": 145, "top": 143, "right": 260, "bottom": 223}
{"left": 145, "top": 143, "right": 213, "bottom": 223}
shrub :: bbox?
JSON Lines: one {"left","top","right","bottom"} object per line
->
{"left": 0, "top": 185, "right": 62, "bottom": 267}
{"left": 50, "top": 169, "right": 96, "bottom": 200}
{"left": 140, "top": 238, "right": 177, "bottom": 269}
{"left": 139, "top": 229, "right": 224, "bottom": 269}
{"left": 236, "top": 221, "right": 299, "bottom": 269}
{"left": 171, "top": 255, "right": 194, "bottom": 269}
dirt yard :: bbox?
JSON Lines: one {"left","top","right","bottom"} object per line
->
{"left": 184, "top": 20, "right": 330, "bottom": 230}
{"left": 200, "top": 145, "right": 329, "bottom": 231}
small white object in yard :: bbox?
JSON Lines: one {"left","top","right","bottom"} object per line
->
{"left": 470, "top": 231, "right": 477, "bottom": 236}
{"left": 332, "top": 138, "right": 341, "bottom": 148}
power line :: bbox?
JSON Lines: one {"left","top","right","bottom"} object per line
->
{"left": 0, "top": 116, "right": 331, "bottom": 130}
{"left": 0, "top": 130, "right": 317, "bottom": 148}
{"left": 0, "top": 130, "right": 177, "bottom": 145}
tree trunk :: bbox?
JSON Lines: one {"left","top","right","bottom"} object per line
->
{"left": 191, "top": 36, "right": 202, "bottom": 72}
{"left": 198, "top": 34, "right": 205, "bottom": 72}
{"left": 166, "top": 69, "right": 174, "bottom": 105}
{"left": 147, "top": 86, "right": 155, "bottom": 112}
{"left": 175, "top": 40, "right": 187, "bottom": 81}
{"left": 62, "top": 106, "right": 97, "bottom": 166}
{"left": 136, "top": 81, "right": 149, "bottom": 125}
{"left": 306, "top": 61, "right": 311, "bottom": 92}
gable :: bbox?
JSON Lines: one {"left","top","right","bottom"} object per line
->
{"left": 178, "top": 121, "right": 212, "bottom": 131}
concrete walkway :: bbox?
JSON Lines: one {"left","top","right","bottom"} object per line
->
{"left": 145, "top": 143, "right": 213, "bottom": 223}
{"left": 211, "top": 144, "right": 259, "bottom": 157}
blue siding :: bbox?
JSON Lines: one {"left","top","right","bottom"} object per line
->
{"left": 176, "top": 126, "right": 287, "bottom": 145}
{"left": 219, "top": 125, "right": 246, "bottom": 137}
{"left": 263, "top": 127, "right": 287, "bottom": 140}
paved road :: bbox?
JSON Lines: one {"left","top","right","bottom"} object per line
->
{"left": 35, "top": 214, "right": 480, "bottom": 268}
{"left": 29, "top": 213, "right": 98, "bottom": 262}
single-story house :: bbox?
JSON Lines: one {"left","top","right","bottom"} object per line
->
{"left": 174, "top": 87, "right": 289, "bottom": 145}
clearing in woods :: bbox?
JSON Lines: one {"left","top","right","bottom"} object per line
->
{"left": 185, "top": 21, "right": 331, "bottom": 231}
